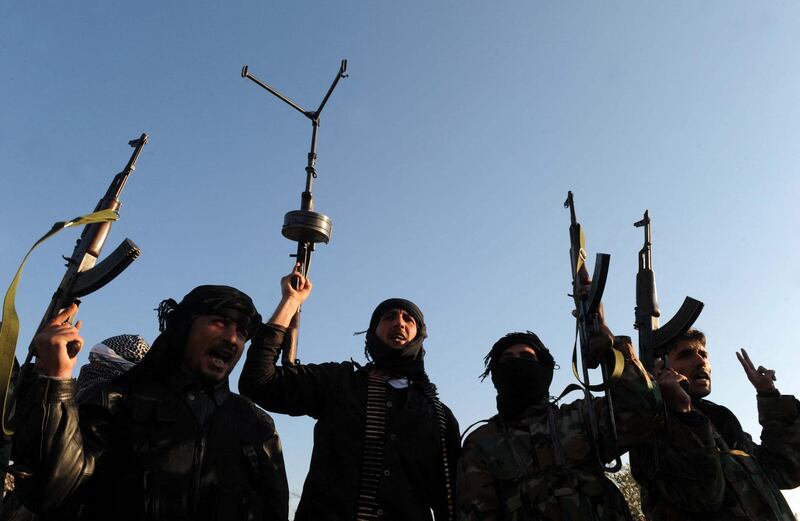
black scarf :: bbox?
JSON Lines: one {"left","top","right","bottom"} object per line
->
{"left": 364, "top": 298, "right": 428, "bottom": 382}
{"left": 492, "top": 358, "right": 553, "bottom": 420}
{"left": 156, "top": 285, "right": 262, "bottom": 338}
{"left": 365, "top": 333, "right": 427, "bottom": 381}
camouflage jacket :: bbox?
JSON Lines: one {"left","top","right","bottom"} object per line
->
{"left": 457, "top": 344, "right": 660, "bottom": 521}
{"left": 630, "top": 394, "right": 800, "bottom": 521}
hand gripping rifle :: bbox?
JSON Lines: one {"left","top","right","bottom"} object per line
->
{"left": 242, "top": 61, "right": 347, "bottom": 366}
{"left": 634, "top": 210, "right": 703, "bottom": 373}
{"left": 5, "top": 134, "right": 147, "bottom": 434}
{"left": 564, "top": 191, "right": 622, "bottom": 473}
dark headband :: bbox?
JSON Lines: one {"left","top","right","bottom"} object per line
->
{"left": 368, "top": 298, "right": 426, "bottom": 338}
{"left": 157, "top": 285, "right": 262, "bottom": 339}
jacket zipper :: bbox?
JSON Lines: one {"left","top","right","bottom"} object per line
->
{"left": 189, "top": 434, "right": 208, "bottom": 515}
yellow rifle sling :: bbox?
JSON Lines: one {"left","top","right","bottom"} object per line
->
{"left": 570, "top": 343, "right": 627, "bottom": 393}
{"left": 0, "top": 209, "right": 119, "bottom": 436}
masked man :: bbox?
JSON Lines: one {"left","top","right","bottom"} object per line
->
{"left": 630, "top": 329, "right": 800, "bottom": 520}
{"left": 239, "top": 265, "right": 460, "bottom": 521}
{"left": 457, "top": 326, "right": 661, "bottom": 521}
{"left": 11, "top": 286, "right": 288, "bottom": 521}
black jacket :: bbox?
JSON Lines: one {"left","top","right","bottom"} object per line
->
{"left": 11, "top": 369, "right": 289, "bottom": 521}
{"left": 239, "top": 324, "right": 460, "bottom": 521}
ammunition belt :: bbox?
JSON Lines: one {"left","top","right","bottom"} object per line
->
{"left": 356, "top": 371, "right": 388, "bottom": 521}
{"left": 355, "top": 371, "right": 455, "bottom": 521}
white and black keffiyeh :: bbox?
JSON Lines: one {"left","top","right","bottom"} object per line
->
{"left": 75, "top": 334, "right": 151, "bottom": 402}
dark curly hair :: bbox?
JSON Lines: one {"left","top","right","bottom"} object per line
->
{"left": 480, "top": 331, "right": 555, "bottom": 381}
{"left": 660, "top": 328, "right": 706, "bottom": 358}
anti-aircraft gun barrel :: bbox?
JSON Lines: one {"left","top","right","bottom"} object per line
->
{"left": 242, "top": 60, "right": 347, "bottom": 366}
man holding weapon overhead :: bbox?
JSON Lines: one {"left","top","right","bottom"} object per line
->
{"left": 238, "top": 60, "right": 459, "bottom": 521}
{"left": 628, "top": 212, "right": 800, "bottom": 521}
{"left": 456, "top": 192, "right": 662, "bottom": 521}
{"left": 243, "top": 267, "right": 459, "bottom": 521}
{"left": 5, "top": 136, "right": 289, "bottom": 520}
{"left": 0, "top": 134, "right": 148, "bottom": 503}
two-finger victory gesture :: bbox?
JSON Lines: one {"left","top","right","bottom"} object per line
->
{"left": 736, "top": 348, "right": 777, "bottom": 394}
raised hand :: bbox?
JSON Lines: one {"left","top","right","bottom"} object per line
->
{"left": 654, "top": 359, "right": 692, "bottom": 413}
{"left": 268, "top": 263, "right": 314, "bottom": 328}
{"left": 33, "top": 303, "right": 84, "bottom": 378}
{"left": 736, "top": 348, "right": 777, "bottom": 394}
{"left": 281, "top": 263, "right": 313, "bottom": 304}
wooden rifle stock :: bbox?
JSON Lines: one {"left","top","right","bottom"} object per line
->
{"left": 281, "top": 239, "right": 312, "bottom": 366}
{"left": 281, "top": 314, "right": 300, "bottom": 366}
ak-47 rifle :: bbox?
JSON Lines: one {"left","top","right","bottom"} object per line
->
{"left": 564, "top": 191, "right": 622, "bottom": 473}
{"left": 3, "top": 134, "right": 147, "bottom": 435}
{"left": 242, "top": 61, "right": 347, "bottom": 366}
{"left": 30, "top": 134, "right": 147, "bottom": 357}
{"left": 634, "top": 210, "right": 703, "bottom": 373}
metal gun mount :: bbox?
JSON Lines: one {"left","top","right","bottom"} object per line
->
{"left": 241, "top": 60, "right": 348, "bottom": 255}
{"left": 241, "top": 60, "right": 347, "bottom": 366}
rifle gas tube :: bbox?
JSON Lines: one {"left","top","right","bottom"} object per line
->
{"left": 564, "top": 191, "right": 622, "bottom": 473}
{"left": 634, "top": 210, "right": 704, "bottom": 373}
{"left": 242, "top": 61, "right": 347, "bottom": 366}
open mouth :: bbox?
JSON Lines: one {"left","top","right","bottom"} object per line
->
{"left": 691, "top": 370, "right": 710, "bottom": 383}
{"left": 207, "top": 346, "right": 236, "bottom": 370}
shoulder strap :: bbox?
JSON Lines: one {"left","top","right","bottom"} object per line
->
{"left": 460, "top": 418, "right": 491, "bottom": 445}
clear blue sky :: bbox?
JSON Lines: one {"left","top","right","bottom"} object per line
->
{"left": 3, "top": 1, "right": 800, "bottom": 514}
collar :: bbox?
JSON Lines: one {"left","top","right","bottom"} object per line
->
{"left": 168, "top": 368, "right": 231, "bottom": 406}
{"left": 387, "top": 377, "right": 409, "bottom": 389}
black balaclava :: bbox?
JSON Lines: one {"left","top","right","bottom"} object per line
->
{"left": 364, "top": 298, "right": 428, "bottom": 380}
{"left": 483, "top": 331, "right": 556, "bottom": 420}
{"left": 130, "top": 285, "right": 262, "bottom": 382}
